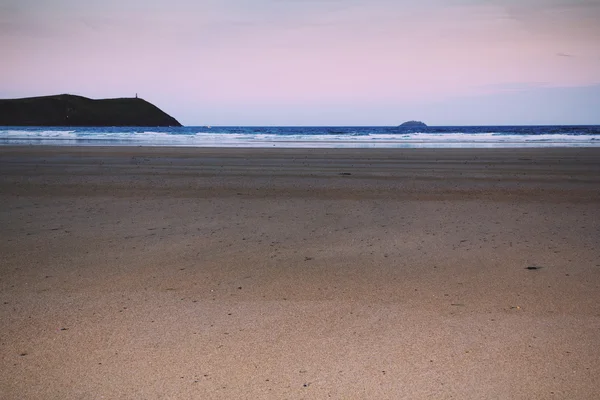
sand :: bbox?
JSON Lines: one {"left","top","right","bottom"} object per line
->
{"left": 1, "top": 146, "right": 599, "bottom": 399}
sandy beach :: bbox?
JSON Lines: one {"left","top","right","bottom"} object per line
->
{"left": 1, "top": 146, "right": 599, "bottom": 399}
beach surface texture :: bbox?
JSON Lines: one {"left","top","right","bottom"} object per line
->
{"left": 1, "top": 146, "right": 599, "bottom": 399}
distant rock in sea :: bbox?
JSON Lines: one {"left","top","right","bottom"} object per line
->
{"left": 399, "top": 121, "right": 427, "bottom": 128}
{"left": 0, "top": 94, "right": 181, "bottom": 127}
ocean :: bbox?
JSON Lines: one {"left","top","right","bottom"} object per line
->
{"left": 1, "top": 125, "right": 599, "bottom": 148}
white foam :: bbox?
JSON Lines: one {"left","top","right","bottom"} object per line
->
{"left": 1, "top": 129, "right": 600, "bottom": 148}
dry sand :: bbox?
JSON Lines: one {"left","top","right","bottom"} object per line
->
{"left": 1, "top": 146, "right": 599, "bottom": 399}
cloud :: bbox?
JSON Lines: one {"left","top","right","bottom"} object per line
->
{"left": 557, "top": 52, "right": 574, "bottom": 57}
{"left": 475, "top": 82, "right": 550, "bottom": 95}
{"left": 494, "top": 0, "right": 600, "bottom": 27}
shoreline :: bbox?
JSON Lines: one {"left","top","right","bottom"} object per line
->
{"left": 2, "top": 146, "right": 599, "bottom": 201}
{"left": 2, "top": 125, "right": 600, "bottom": 149}
{"left": 2, "top": 142, "right": 599, "bottom": 149}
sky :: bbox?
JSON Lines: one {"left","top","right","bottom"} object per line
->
{"left": 1, "top": 0, "right": 600, "bottom": 125}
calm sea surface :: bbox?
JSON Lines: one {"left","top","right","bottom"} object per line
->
{"left": 1, "top": 125, "right": 599, "bottom": 148}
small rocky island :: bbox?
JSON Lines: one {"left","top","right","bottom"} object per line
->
{"left": 398, "top": 120, "right": 427, "bottom": 128}
{"left": 0, "top": 94, "right": 181, "bottom": 127}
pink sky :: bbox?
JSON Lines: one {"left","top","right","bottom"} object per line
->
{"left": 1, "top": 0, "right": 600, "bottom": 125}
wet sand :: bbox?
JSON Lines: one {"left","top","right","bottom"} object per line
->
{"left": 1, "top": 146, "right": 600, "bottom": 399}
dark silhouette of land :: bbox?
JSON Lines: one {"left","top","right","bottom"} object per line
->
{"left": 0, "top": 94, "right": 181, "bottom": 126}
{"left": 399, "top": 120, "right": 427, "bottom": 128}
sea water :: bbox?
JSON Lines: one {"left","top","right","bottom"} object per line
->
{"left": 1, "top": 125, "right": 599, "bottom": 148}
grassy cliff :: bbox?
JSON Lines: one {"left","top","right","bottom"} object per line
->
{"left": 0, "top": 94, "right": 182, "bottom": 127}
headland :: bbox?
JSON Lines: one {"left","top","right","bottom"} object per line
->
{"left": 0, "top": 94, "right": 181, "bottom": 127}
